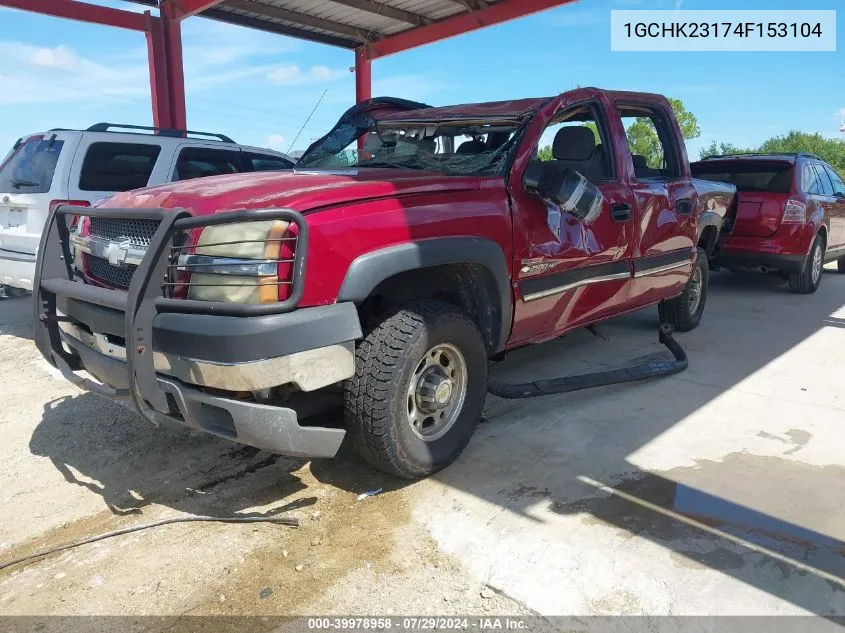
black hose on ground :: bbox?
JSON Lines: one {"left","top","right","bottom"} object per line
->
{"left": 487, "top": 323, "right": 688, "bottom": 399}
{"left": 0, "top": 515, "right": 299, "bottom": 571}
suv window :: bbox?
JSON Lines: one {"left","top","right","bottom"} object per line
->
{"left": 0, "top": 137, "right": 64, "bottom": 194}
{"left": 812, "top": 163, "right": 835, "bottom": 196}
{"left": 536, "top": 101, "right": 614, "bottom": 182}
{"left": 617, "top": 103, "right": 681, "bottom": 180}
{"left": 802, "top": 163, "right": 823, "bottom": 195}
{"left": 246, "top": 152, "right": 294, "bottom": 172}
{"left": 79, "top": 142, "right": 161, "bottom": 191}
{"left": 825, "top": 166, "right": 845, "bottom": 196}
{"left": 174, "top": 147, "right": 243, "bottom": 181}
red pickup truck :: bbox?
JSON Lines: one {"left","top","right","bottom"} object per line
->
{"left": 32, "top": 88, "right": 736, "bottom": 478}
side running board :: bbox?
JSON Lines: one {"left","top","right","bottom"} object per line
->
{"left": 487, "top": 323, "right": 688, "bottom": 399}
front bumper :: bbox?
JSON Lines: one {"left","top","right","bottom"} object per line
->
{"left": 33, "top": 205, "right": 361, "bottom": 459}
{"left": 0, "top": 247, "right": 36, "bottom": 290}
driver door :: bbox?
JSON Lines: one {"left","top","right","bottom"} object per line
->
{"left": 507, "top": 91, "right": 636, "bottom": 346}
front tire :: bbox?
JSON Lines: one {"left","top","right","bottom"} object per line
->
{"left": 658, "top": 247, "right": 708, "bottom": 332}
{"left": 837, "top": 255, "right": 845, "bottom": 274}
{"left": 344, "top": 300, "right": 488, "bottom": 479}
{"left": 788, "top": 234, "right": 825, "bottom": 294}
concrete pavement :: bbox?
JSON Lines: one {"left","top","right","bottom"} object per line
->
{"left": 1, "top": 267, "right": 844, "bottom": 620}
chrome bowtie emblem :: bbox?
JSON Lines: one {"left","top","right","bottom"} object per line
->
{"left": 105, "top": 238, "right": 132, "bottom": 266}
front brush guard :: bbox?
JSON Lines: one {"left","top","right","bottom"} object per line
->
{"left": 487, "top": 323, "right": 687, "bottom": 399}
{"left": 32, "top": 205, "right": 308, "bottom": 425}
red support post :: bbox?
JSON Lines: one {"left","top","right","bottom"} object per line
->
{"left": 162, "top": 2, "right": 187, "bottom": 130}
{"left": 363, "top": 0, "right": 578, "bottom": 59}
{"left": 354, "top": 47, "right": 372, "bottom": 104}
{"left": 354, "top": 47, "right": 372, "bottom": 151}
{"left": 145, "top": 16, "right": 171, "bottom": 129}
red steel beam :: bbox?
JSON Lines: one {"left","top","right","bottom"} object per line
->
{"left": 363, "top": 0, "right": 579, "bottom": 59}
{"left": 354, "top": 48, "right": 372, "bottom": 151}
{"left": 354, "top": 48, "right": 372, "bottom": 104}
{"left": 145, "top": 16, "right": 172, "bottom": 128}
{"left": 168, "top": 0, "right": 226, "bottom": 20}
{"left": 0, "top": 0, "right": 150, "bottom": 31}
{"left": 160, "top": 1, "right": 188, "bottom": 129}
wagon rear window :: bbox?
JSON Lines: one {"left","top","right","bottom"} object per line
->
{"left": 691, "top": 162, "right": 793, "bottom": 193}
{"left": 0, "top": 137, "right": 64, "bottom": 194}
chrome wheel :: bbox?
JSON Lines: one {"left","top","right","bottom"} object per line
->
{"left": 406, "top": 343, "right": 468, "bottom": 442}
{"left": 688, "top": 265, "right": 703, "bottom": 315}
{"left": 811, "top": 244, "right": 823, "bottom": 284}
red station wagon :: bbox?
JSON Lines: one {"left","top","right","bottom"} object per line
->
{"left": 691, "top": 153, "right": 845, "bottom": 293}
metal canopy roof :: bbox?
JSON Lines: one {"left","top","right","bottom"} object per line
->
{"left": 129, "top": 0, "right": 574, "bottom": 58}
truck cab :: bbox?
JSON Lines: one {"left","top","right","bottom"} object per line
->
{"left": 32, "top": 89, "right": 736, "bottom": 478}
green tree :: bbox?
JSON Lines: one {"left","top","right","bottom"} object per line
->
{"left": 698, "top": 140, "right": 749, "bottom": 160}
{"left": 626, "top": 98, "right": 700, "bottom": 168}
{"left": 698, "top": 132, "right": 845, "bottom": 178}
{"left": 758, "top": 131, "right": 845, "bottom": 178}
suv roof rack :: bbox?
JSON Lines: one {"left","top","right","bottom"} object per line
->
{"left": 84, "top": 123, "right": 235, "bottom": 143}
{"left": 702, "top": 152, "right": 822, "bottom": 161}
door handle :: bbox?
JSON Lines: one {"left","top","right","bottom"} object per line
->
{"left": 611, "top": 203, "right": 633, "bottom": 222}
{"left": 676, "top": 198, "right": 693, "bottom": 215}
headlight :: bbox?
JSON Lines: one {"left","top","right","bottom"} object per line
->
{"left": 181, "top": 219, "right": 292, "bottom": 304}
{"left": 194, "top": 220, "right": 289, "bottom": 259}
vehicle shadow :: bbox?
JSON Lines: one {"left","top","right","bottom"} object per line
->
{"left": 29, "top": 394, "right": 318, "bottom": 519}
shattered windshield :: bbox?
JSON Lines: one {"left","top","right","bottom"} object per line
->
{"left": 297, "top": 117, "right": 527, "bottom": 177}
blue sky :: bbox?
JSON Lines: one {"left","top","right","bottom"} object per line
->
{"left": 0, "top": 0, "right": 842, "bottom": 159}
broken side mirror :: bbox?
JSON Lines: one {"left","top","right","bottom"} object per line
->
{"left": 523, "top": 158, "right": 603, "bottom": 224}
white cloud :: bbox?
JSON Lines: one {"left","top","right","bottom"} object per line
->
{"left": 265, "top": 134, "right": 287, "bottom": 150}
{"left": 267, "top": 64, "right": 345, "bottom": 85}
{"left": 0, "top": 41, "right": 149, "bottom": 105}
{"left": 0, "top": 30, "right": 308, "bottom": 109}
{"left": 30, "top": 44, "right": 77, "bottom": 69}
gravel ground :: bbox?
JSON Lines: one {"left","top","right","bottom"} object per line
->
{"left": 0, "top": 293, "right": 532, "bottom": 619}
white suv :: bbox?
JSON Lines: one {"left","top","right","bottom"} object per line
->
{"left": 0, "top": 123, "right": 295, "bottom": 292}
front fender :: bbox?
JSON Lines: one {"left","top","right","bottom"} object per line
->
{"left": 337, "top": 237, "right": 513, "bottom": 351}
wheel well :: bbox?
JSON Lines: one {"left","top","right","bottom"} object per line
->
{"left": 698, "top": 225, "right": 719, "bottom": 257}
{"left": 356, "top": 263, "right": 503, "bottom": 353}
{"left": 817, "top": 225, "right": 828, "bottom": 247}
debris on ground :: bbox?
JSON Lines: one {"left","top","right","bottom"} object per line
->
{"left": 586, "top": 324, "right": 608, "bottom": 340}
{"left": 356, "top": 488, "right": 383, "bottom": 500}
{"left": 480, "top": 586, "right": 494, "bottom": 599}
{"left": 311, "top": 511, "right": 322, "bottom": 521}
{"left": 259, "top": 587, "right": 273, "bottom": 599}
{"left": 295, "top": 564, "right": 305, "bottom": 572}
{"left": 310, "top": 537, "right": 321, "bottom": 546}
